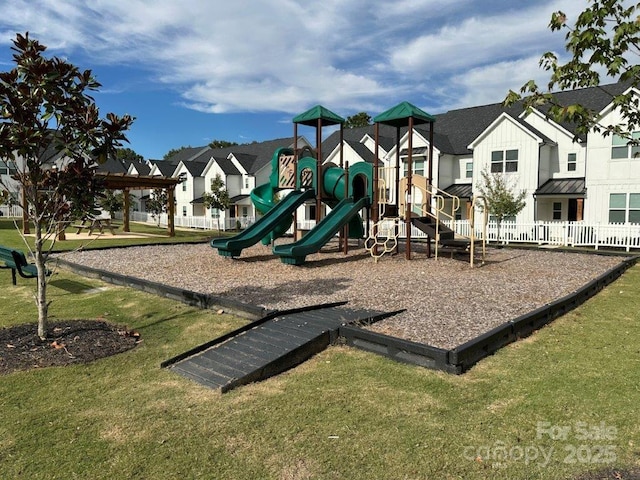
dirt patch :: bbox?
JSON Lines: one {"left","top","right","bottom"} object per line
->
{"left": 0, "top": 320, "right": 140, "bottom": 375}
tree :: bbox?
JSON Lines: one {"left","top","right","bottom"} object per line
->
{"left": 116, "top": 147, "right": 144, "bottom": 163}
{"left": 209, "top": 139, "right": 238, "bottom": 149}
{"left": 99, "top": 189, "right": 125, "bottom": 217}
{"left": 344, "top": 112, "right": 372, "bottom": 129}
{"left": 0, "top": 33, "right": 133, "bottom": 340}
{"left": 504, "top": 0, "right": 640, "bottom": 141}
{"left": 477, "top": 170, "right": 527, "bottom": 243}
{"left": 146, "top": 188, "right": 168, "bottom": 227}
{"left": 202, "top": 174, "right": 229, "bottom": 231}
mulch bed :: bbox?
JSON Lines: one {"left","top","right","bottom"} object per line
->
{"left": 0, "top": 319, "right": 140, "bottom": 375}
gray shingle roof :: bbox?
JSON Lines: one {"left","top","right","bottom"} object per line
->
{"left": 211, "top": 156, "right": 241, "bottom": 176}
{"left": 322, "top": 80, "right": 631, "bottom": 158}
{"left": 150, "top": 159, "right": 179, "bottom": 176}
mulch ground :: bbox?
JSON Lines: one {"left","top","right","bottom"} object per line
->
{"left": 0, "top": 319, "right": 140, "bottom": 375}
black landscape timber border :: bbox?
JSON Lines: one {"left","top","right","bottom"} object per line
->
{"left": 339, "top": 255, "right": 638, "bottom": 374}
{"left": 55, "top": 257, "right": 268, "bottom": 320}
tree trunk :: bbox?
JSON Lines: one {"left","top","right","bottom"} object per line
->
{"left": 34, "top": 222, "right": 48, "bottom": 340}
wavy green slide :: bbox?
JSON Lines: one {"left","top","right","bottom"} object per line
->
{"left": 272, "top": 196, "right": 370, "bottom": 265}
{"left": 210, "top": 188, "right": 315, "bottom": 258}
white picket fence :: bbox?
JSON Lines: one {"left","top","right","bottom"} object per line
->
{"left": 120, "top": 212, "right": 640, "bottom": 252}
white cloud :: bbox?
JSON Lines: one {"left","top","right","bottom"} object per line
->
{"left": 0, "top": 0, "right": 596, "bottom": 116}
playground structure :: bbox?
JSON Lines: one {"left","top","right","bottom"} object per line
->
{"left": 211, "top": 103, "right": 488, "bottom": 265}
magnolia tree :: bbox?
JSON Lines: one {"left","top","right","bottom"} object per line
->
{"left": 0, "top": 33, "right": 133, "bottom": 340}
{"left": 505, "top": 0, "right": 640, "bottom": 140}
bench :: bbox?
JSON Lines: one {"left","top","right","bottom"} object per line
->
{"left": 0, "top": 246, "right": 51, "bottom": 285}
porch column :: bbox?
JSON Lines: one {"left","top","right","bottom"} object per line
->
{"left": 577, "top": 198, "right": 584, "bottom": 221}
{"left": 167, "top": 187, "right": 175, "bottom": 237}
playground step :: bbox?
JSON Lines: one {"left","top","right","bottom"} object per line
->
{"left": 163, "top": 304, "right": 399, "bottom": 393}
{"left": 411, "top": 217, "right": 455, "bottom": 240}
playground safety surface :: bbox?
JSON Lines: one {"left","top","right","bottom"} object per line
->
{"left": 62, "top": 240, "right": 632, "bottom": 350}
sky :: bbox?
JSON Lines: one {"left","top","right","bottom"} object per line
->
{"left": 0, "top": 0, "right": 594, "bottom": 160}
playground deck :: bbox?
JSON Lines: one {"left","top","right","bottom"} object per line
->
{"left": 161, "top": 303, "right": 399, "bottom": 392}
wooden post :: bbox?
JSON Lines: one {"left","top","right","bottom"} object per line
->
{"left": 343, "top": 161, "right": 349, "bottom": 255}
{"left": 395, "top": 126, "right": 401, "bottom": 254}
{"left": 339, "top": 125, "right": 345, "bottom": 251}
{"left": 123, "top": 187, "right": 130, "bottom": 232}
{"left": 406, "top": 117, "right": 414, "bottom": 260}
{"left": 373, "top": 123, "right": 380, "bottom": 257}
{"left": 315, "top": 119, "right": 323, "bottom": 224}
{"left": 293, "top": 123, "right": 298, "bottom": 240}
{"left": 427, "top": 121, "right": 435, "bottom": 258}
{"left": 167, "top": 187, "right": 175, "bottom": 237}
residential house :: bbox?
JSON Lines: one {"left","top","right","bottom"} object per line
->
{"left": 318, "top": 80, "right": 638, "bottom": 227}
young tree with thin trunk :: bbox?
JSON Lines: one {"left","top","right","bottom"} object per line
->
{"left": 0, "top": 33, "right": 133, "bottom": 340}
{"left": 478, "top": 170, "right": 527, "bottom": 243}
{"left": 202, "top": 174, "right": 230, "bottom": 231}
{"left": 147, "top": 188, "right": 169, "bottom": 227}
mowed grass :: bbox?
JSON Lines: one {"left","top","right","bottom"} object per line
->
{"left": 0, "top": 226, "right": 638, "bottom": 478}
{"left": 0, "top": 217, "right": 223, "bottom": 251}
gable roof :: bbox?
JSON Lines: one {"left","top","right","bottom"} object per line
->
{"left": 180, "top": 159, "right": 208, "bottom": 177}
{"left": 150, "top": 159, "right": 179, "bottom": 176}
{"left": 211, "top": 156, "right": 241, "bottom": 176}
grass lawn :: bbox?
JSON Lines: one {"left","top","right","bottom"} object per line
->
{"left": 0, "top": 217, "right": 224, "bottom": 252}
{"left": 0, "top": 225, "right": 638, "bottom": 479}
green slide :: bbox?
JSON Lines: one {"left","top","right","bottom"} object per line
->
{"left": 211, "top": 188, "right": 315, "bottom": 258}
{"left": 272, "top": 196, "right": 370, "bottom": 265}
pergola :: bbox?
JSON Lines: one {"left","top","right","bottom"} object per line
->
{"left": 96, "top": 172, "right": 182, "bottom": 236}
{"left": 22, "top": 172, "right": 182, "bottom": 237}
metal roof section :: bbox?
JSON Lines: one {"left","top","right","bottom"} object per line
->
{"left": 443, "top": 183, "right": 473, "bottom": 199}
{"left": 535, "top": 178, "right": 586, "bottom": 196}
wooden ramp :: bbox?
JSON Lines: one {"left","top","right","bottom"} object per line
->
{"left": 162, "top": 302, "right": 399, "bottom": 393}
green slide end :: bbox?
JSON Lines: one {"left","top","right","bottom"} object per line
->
{"left": 211, "top": 189, "right": 315, "bottom": 258}
{"left": 272, "top": 196, "right": 370, "bottom": 265}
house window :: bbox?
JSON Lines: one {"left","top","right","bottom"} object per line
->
{"left": 612, "top": 132, "right": 640, "bottom": 159}
{"left": 182, "top": 206, "right": 187, "bottom": 216}
{"left": 211, "top": 208, "right": 219, "bottom": 218}
{"left": 0, "top": 162, "right": 7, "bottom": 175}
{"left": 402, "top": 157, "right": 426, "bottom": 177}
{"left": 182, "top": 181, "right": 187, "bottom": 192}
{"left": 553, "top": 202, "right": 562, "bottom": 220}
{"left": 465, "top": 161, "right": 473, "bottom": 178}
{"left": 567, "top": 153, "right": 577, "bottom": 171}
{"left": 244, "top": 177, "right": 250, "bottom": 189}
{"left": 241, "top": 206, "right": 248, "bottom": 217}
{"left": 491, "top": 149, "right": 518, "bottom": 173}
{"left": 609, "top": 193, "right": 640, "bottom": 223}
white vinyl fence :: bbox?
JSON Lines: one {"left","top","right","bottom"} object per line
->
{"left": 123, "top": 211, "right": 640, "bottom": 252}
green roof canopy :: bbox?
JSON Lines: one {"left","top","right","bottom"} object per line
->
{"left": 293, "top": 105, "right": 344, "bottom": 126}
{"left": 373, "top": 101, "right": 435, "bottom": 127}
